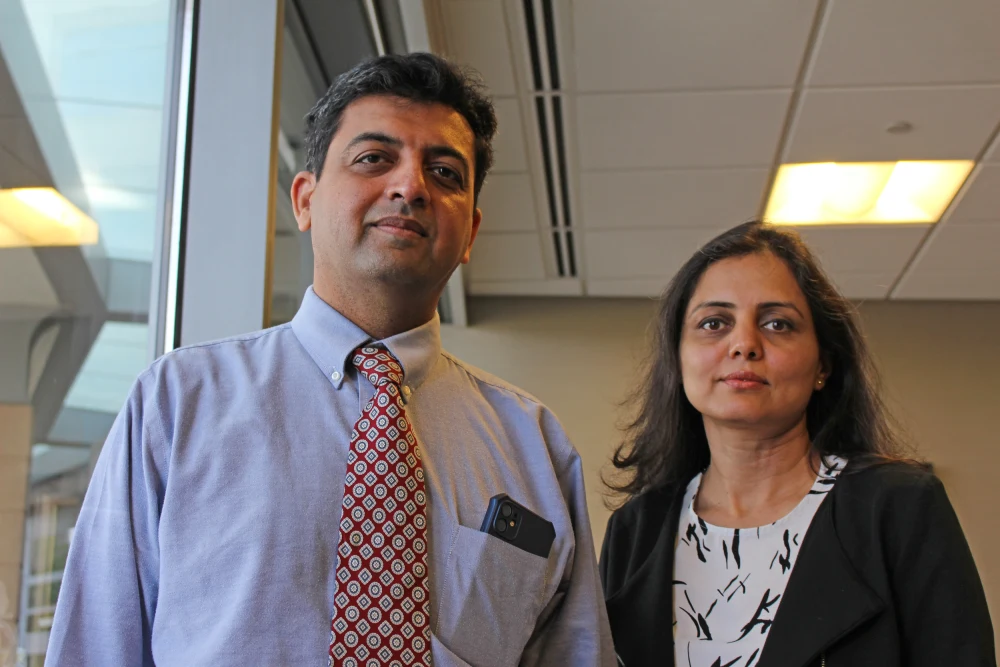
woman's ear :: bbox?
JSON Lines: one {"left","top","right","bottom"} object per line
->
{"left": 816, "top": 354, "right": 833, "bottom": 390}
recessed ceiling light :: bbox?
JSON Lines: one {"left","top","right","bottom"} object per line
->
{"left": 0, "top": 187, "right": 100, "bottom": 248}
{"left": 764, "top": 160, "right": 974, "bottom": 225}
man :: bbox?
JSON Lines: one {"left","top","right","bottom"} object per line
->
{"left": 46, "top": 53, "right": 614, "bottom": 665}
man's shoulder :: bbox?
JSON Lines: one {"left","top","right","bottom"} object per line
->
{"left": 437, "top": 351, "right": 580, "bottom": 460}
{"left": 438, "top": 350, "right": 547, "bottom": 409}
{"left": 140, "top": 324, "right": 293, "bottom": 387}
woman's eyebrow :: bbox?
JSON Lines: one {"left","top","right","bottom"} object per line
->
{"left": 758, "top": 301, "right": 805, "bottom": 317}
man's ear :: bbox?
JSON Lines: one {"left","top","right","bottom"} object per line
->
{"left": 460, "top": 207, "right": 483, "bottom": 264}
{"left": 291, "top": 171, "right": 317, "bottom": 232}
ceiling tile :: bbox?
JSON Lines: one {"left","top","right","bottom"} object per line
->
{"left": 785, "top": 86, "right": 1000, "bottom": 162}
{"left": 792, "top": 224, "right": 928, "bottom": 275}
{"left": 579, "top": 168, "right": 769, "bottom": 230}
{"left": 0, "top": 145, "right": 46, "bottom": 189}
{"left": 984, "top": 134, "right": 1000, "bottom": 164}
{"left": 0, "top": 248, "right": 59, "bottom": 308}
{"left": 492, "top": 98, "right": 528, "bottom": 173}
{"left": 0, "top": 55, "right": 24, "bottom": 119}
{"left": 576, "top": 90, "right": 791, "bottom": 170}
{"left": 478, "top": 173, "right": 540, "bottom": 233}
{"left": 572, "top": 0, "right": 818, "bottom": 92}
{"left": 467, "top": 231, "right": 547, "bottom": 282}
{"left": 809, "top": 0, "right": 1000, "bottom": 86}
{"left": 903, "top": 221, "right": 1000, "bottom": 274}
{"left": 948, "top": 165, "right": 1000, "bottom": 222}
{"left": 582, "top": 228, "right": 727, "bottom": 281}
{"left": 0, "top": 117, "right": 49, "bottom": 178}
{"left": 442, "top": 0, "right": 518, "bottom": 96}
{"left": 893, "top": 270, "right": 1000, "bottom": 300}
{"left": 824, "top": 272, "right": 896, "bottom": 300}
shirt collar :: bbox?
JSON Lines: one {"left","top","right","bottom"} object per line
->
{"left": 290, "top": 287, "right": 442, "bottom": 392}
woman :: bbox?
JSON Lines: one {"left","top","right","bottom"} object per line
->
{"left": 600, "top": 221, "right": 995, "bottom": 667}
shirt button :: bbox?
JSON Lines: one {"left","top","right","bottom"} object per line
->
{"left": 331, "top": 371, "right": 341, "bottom": 381}
{"left": 402, "top": 386, "right": 412, "bottom": 398}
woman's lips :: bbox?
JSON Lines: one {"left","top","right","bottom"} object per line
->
{"left": 722, "top": 371, "right": 768, "bottom": 389}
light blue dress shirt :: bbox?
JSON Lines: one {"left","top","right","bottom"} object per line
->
{"left": 46, "top": 288, "right": 615, "bottom": 666}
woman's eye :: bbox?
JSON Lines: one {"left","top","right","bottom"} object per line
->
{"left": 764, "top": 319, "right": 793, "bottom": 332}
{"left": 699, "top": 318, "right": 725, "bottom": 331}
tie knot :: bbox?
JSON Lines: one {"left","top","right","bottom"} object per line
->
{"left": 352, "top": 346, "right": 404, "bottom": 388}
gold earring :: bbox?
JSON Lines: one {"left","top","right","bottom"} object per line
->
{"left": 816, "top": 378, "right": 824, "bottom": 387}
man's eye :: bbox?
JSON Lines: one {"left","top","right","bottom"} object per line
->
{"left": 358, "top": 154, "right": 383, "bottom": 164}
{"left": 432, "top": 165, "right": 462, "bottom": 184}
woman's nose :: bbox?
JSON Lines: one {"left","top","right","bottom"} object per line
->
{"left": 728, "top": 321, "right": 763, "bottom": 361}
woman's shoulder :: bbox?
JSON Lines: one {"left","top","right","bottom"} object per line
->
{"left": 607, "top": 480, "right": 687, "bottom": 530}
{"left": 834, "top": 457, "right": 951, "bottom": 532}
{"left": 837, "top": 457, "right": 940, "bottom": 499}
{"left": 601, "top": 481, "right": 687, "bottom": 598}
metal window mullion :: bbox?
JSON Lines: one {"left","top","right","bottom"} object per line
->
{"left": 151, "top": 0, "right": 197, "bottom": 358}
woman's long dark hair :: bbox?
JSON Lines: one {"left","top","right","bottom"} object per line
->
{"left": 607, "top": 221, "right": 905, "bottom": 502}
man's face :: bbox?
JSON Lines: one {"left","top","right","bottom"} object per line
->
{"left": 292, "top": 95, "right": 482, "bottom": 296}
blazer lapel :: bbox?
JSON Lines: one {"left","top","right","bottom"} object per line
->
{"left": 757, "top": 492, "right": 885, "bottom": 667}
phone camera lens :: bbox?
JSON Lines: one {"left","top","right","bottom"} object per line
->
{"left": 494, "top": 517, "right": 507, "bottom": 533}
{"left": 500, "top": 504, "right": 513, "bottom": 518}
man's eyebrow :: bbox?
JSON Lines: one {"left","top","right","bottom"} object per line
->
{"left": 341, "top": 131, "right": 403, "bottom": 155}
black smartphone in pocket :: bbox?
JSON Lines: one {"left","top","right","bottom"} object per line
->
{"left": 479, "top": 493, "right": 555, "bottom": 559}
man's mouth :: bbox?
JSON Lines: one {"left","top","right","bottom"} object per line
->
{"left": 371, "top": 216, "right": 428, "bottom": 238}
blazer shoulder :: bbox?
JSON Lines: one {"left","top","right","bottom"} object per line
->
{"left": 837, "top": 458, "right": 939, "bottom": 502}
{"left": 601, "top": 482, "right": 686, "bottom": 591}
{"left": 608, "top": 482, "right": 683, "bottom": 530}
{"left": 832, "top": 458, "right": 948, "bottom": 553}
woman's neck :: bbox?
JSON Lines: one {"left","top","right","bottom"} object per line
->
{"left": 695, "top": 417, "right": 819, "bottom": 529}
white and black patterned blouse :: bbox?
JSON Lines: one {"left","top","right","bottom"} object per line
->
{"left": 673, "top": 456, "right": 847, "bottom": 667}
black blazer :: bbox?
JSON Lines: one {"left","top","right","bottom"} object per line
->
{"left": 600, "top": 461, "right": 996, "bottom": 667}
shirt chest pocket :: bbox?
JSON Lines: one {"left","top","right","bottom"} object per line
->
{"left": 433, "top": 524, "right": 549, "bottom": 667}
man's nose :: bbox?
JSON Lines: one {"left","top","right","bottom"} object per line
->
{"left": 386, "top": 156, "right": 430, "bottom": 207}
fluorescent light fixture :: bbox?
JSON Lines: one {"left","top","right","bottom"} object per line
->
{"left": 0, "top": 187, "right": 99, "bottom": 248}
{"left": 765, "top": 160, "right": 974, "bottom": 225}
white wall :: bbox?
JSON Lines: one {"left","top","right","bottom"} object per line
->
{"left": 441, "top": 296, "right": 1000, "bottom": 624}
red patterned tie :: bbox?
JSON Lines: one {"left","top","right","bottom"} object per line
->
{"left": 329, "top": 346, "right": 431, "bottom": 667}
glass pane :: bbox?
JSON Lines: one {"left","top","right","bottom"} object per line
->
{"left": 0, "top": 1, "right": 176, "bottom": 662}
{"left": 267, "top": 2, "right": 378, "bottom": 326}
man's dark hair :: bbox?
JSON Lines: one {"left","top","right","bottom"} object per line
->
{"left": 303, "top": 52, "right": 497, "bottom": 203}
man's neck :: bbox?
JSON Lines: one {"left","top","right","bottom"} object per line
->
{"left": 314, "top": 279, "right": 438, "bottom": 341}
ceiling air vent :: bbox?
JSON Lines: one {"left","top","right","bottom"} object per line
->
{"left": 522, "top": 0, "right": 576, "bottom": 278}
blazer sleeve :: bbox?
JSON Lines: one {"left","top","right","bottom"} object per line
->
{"left": 599, "top": 512, "right": 616, "bottom": 594}
{"left": 886, "top": 473, "right": 995, "bottom": 665}
{"left": 600, "top": 507, "right": 635, "bottom": 601}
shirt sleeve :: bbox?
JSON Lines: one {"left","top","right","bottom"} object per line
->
{"left": 45, "top": 374, "right": 164, "bottom": 666}
{"left": 888, "top": 473, "right": 995, "bottom": 665}
{"left": 517, "top": 414, "right": 618, "bottom": 667}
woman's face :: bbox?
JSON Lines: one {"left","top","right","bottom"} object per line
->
{"left": 679, "top": 252, "right": 827, "bottom": 435}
